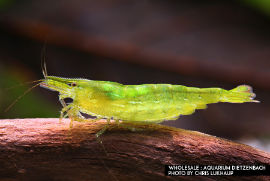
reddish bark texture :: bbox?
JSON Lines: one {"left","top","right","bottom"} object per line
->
{"left": 0, "top": 118, "right": 269, "bottom": 181}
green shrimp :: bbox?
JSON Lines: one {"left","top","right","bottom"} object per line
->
{"left": 39, "top": 65, "right": 259, "bottom": 136}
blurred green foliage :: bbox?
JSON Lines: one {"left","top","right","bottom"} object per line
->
{"left": 0, "top": 63, "right": 59, "bottom": 118}
{"left": 0, "top": 0, "right": 13, "bottom": 9}
{"left": 242, "top": 0, "right": 270, "bottom": 16}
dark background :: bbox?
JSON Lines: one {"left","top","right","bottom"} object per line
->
{"left": 0, "top": 0, "right": 269, "bottom": 152}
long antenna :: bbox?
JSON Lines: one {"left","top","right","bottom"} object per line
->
{"left": 5, "top": 79, "right": 43, "bottom": 91}
{"left": 41, "top": 42, "right": 48, "bottom": 78}
{"left": 4, "top": 83, "right": 42, "bottom": 112}
{"left": 5, "top": 42, "right": 48, "bottom": 112}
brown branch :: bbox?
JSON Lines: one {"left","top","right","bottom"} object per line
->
{"left": 0, "top": 118, "right": 269, "bottom": 181}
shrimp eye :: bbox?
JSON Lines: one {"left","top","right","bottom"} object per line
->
{"left": 68, "top": 82, "right": 77, "bottom": 87}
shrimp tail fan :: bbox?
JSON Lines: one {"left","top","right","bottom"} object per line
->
{"left": 220, "top": 85, "right": 260, "bottom": 103}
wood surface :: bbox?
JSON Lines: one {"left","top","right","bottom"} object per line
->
{"left": 0, "top": 118, "right": 269, "bottom": 181}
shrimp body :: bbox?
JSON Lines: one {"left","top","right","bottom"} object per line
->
{"left": 40, "top": 76, "right": 258, "bottom": 123}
